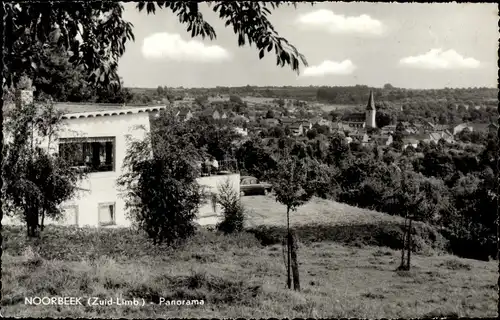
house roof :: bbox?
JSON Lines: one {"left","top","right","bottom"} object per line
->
{"left": 280, "top": 117, "right": 297, "bottom": 124}
{"left": 469, "top": 123, "right": 493, "bottom": 131}
{"left": 349, "top": 132, "right": 367, "bottom": 138}
{"left": 402, "top": 138, "right": 419, "bottom": 144}
{"left": 434, "top": 124, "right": 450, "bottom": 130}
{"left": 54, "top": 103, "right": 167, "bottom": 119}
{"left": 177, "top": 108, "right": 192, "bottom": 116}
{"left": 311, "top": 117, "right": 322, "bottom": 124}
{"left": 371, "top": 135, "right": 392, "bottom": 143}
{"left": 343, "top": 113, "right": 365, "bottom": 122}
{"left": 201, "top": 108, "right": 224, "bottom": 117}
{"left": 429, "top": 132, "right": 442, "bottom": 140}
{"left": 423, "top": 121, "right": 435, "bottom": 128}
{"left": 454, "top": 123, "right": 470, "bottom": 129}
{"left": 381, "top": 125, "right": 396, "bottom": 130}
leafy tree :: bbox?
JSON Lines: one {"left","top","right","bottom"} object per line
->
{"left": 326, "top": 132, "right": 350, "bottom": 168}
{"left": 195, "top": 95, "right": 209, "bottom": 107}
{"left": 235, "top": 138, "right": 276, "bottom": 179}
{"left": 387, "top": 172, "right": 426, "bottom": 271}
{"left": 265, "top": 109, "right": 275, "bottom": 119}
{"left": 4, "top": 2, "right": 308, "bottom": 98}
{"left": 3, "top": 82, "right": 84, "bottom": 237}
{"left": 156, "top": 86, "right": 165, "bottom": 97}
{"left": 306, "top": 128, "right": 318, "bottom": 140}
{"left": 268, "top": 126, "right": 285, "bottom": 139}
{"left": 269, "top": 156, "right": 315, "bottom": 291}
{"left": 215, "top": 178, "right": 245, "bottom": 234}
{"left": 376, "top": 111, "right": 392, "bottom": 128}
{"left": 117, "top": 112, "right": 204, "bottom": 245}
{"left": 4, "top": 2, "right": 134, "bottom": 88}
{"left": 445, "top": 171, "right": 497, "bottom": 260}
{"left": 32, "top": 47, "right": 94, "bottom": 102}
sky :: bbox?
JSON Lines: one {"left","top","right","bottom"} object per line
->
{"left": 117, "top": 2, "right": 498, "bottom": 89}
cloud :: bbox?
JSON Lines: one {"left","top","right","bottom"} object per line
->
{"left": 301, "top": 60, "right": 356, "bottom": 77}
{"left": 296, "top": 9, "right": 384, "bottom": 35}
{"left": 399, "top": 49, "right": 480, "bottom": 69}
{"left": 142, "top": 32, "right": 230, "bottom": 62}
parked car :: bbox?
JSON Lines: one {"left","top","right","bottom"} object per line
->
{"left": 240, "top": 176, "right": 272, "bottom": 196}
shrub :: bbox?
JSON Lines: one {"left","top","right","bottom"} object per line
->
{"left": 215, "top": 179, "right": 245, "bottom": 234}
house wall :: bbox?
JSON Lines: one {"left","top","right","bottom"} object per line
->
{"left": 52, "top": 112, "right": 152, "bottom": 227}
{"left": 2, "top": 112, "right": 152, "bottom": 227}
{"left": 197, "top": 174, "right": 240, "bottom": 225}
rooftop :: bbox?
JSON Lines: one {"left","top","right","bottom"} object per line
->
{"left": 4, "top": 101, "right": 167, "bottom": 119}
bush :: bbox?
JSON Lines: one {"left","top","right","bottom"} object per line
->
{"left": 215, "top": 179, "right": 245, "bottom": 234}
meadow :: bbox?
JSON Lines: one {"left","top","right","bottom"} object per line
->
{"left": 2, "top": 197, "right": 497, "bottom": 318}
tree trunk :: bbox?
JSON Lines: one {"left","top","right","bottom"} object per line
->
{"left": 40, "top": 208, "right": 45, "bottom": 231}
{"left": 286, "top": 206, "right": 292, "bottom": 289}
{"left": 400, "top": 214, "right": 407, "bottom": 268}
{"left": 407, "top": 217, "right": 412, "bottom": 270}
{"left": 291, "top": 231, "right": 301, "bottom": 291}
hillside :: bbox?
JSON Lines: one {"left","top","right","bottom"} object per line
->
{"left": 2, "top": 196, "right": 496, "bottom": 318}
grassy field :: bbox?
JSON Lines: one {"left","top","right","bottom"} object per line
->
{"left": 2, "top": 197, "right": 497, "bottom": 318}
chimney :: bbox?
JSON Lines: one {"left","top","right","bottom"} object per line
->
{"left": 15, "top": 76, "right": 34, "bottom": 109}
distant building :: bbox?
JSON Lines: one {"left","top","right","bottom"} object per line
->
{"left": 488, "top": 123, "right": 499, "bottom": 133}
{"left": 175, "top": 108, "right": 193, "bottom": 122}
{"left": 370, "top": 134, "right": 393, "bottom": 146}
{"left": 263, "top": 118, "right": 280, "bottom": 126}
{"left": 200, "top": 108, "right": 226, "bottom": 120}
{"left": 231, "top": 114, "right": 250, "bottom": 123}
{"left": 279, "top": 117, "right": 297, "bottom": 127}
{"left": 381, "top": 124, "right": 397, "bottom": 134}
{"left": 342, "top": 91, "right": 377, "bottom": 129}
{"left": 425, "top": 131, "right": 454, "bottom": 144}
{"left": 348, "top": 132, "right": 369, "bottom": 144}
{"left": 453, "top": 123, "right": 473, "bottom": 135}
{"left": 402, "top": 138, "right": 419, "bottom": 150}
{"left": 299, "top": 120, "right": 312, "bottom": 134}
{"left": 434, "top": 124, "right": 450, "bottom": 132}
{"left": 422, "top": 121, "right": 435, "bottom": 133}
{"left": 365, "top": 91, "right": 377, "bottom": 129}
{"left": 233, "top": 127, "right": 248, "bottom": 137}
{"left": 289, "top": 123, "right": 303, "bottom": 136}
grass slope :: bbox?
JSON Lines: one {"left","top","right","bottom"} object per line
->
{"left": 2, "top": 197, "right": 497, "bottom": 318}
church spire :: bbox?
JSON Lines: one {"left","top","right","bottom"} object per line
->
{"left": 366, "top": 90, "right": 376, "bottom": 111}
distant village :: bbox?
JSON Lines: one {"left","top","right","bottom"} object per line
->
{"left": 169, "top": 91, "right": 498, "bottom": 151}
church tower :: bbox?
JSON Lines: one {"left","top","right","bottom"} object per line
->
{"left": 365, "top": 90, "right": 376, "bottom": 129}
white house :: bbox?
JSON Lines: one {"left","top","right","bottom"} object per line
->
{"left": 3, "top": 94, "right": 239, "bottom": 228}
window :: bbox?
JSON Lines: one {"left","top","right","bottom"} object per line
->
{"left": 98, "top": 202, "right": 116, "bottom": 226}
{"left": 59, "top": 137, "right": 115, "bottom": 173}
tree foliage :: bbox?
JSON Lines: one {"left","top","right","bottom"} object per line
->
{"left": 215, "top": 178, "right": 245, "bottom": 234}
{"left": 117, "top": 112, "right": 204, "bottom": 245}
{"left": 4, "top": 2, "right": 134, "bottom": 88}
{"left": 136, "top": 1, "right": 308, "bottom": 74}
{"left": 3, "top": 86, "right": 84, "bottom": 236}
